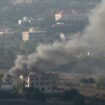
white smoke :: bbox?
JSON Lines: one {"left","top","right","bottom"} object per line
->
{"left": 7, "top": 0, "right": 105, "bottom": 77}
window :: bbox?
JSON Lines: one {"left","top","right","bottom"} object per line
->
{"left": 36, "top": 83, "right": 39, "bottom": 85}
{"left": 41, "top": 88, "right": 45, "bottom": 91}
{"left": 31, "top": 83, "right": 34, "bottom": 87}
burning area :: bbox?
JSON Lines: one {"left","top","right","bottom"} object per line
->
{"left": 3, "top": 0, "right": 105, "bottom": 81}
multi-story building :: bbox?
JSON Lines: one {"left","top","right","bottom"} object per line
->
{"left": 26, "top": 72, "right": 59, "bottom": 93}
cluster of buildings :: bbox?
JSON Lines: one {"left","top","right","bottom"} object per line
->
{"left": 0, "top": 71, "right": 96, "bottom": 94}
{"left": 0, "top": 71, "right": 75, "bottom": 93}
{"left": 0, "top": 71, "right": 60, "bottom": 93}
{"left": 0, "top": 26, "right": 14, "bottom": 36}
{"left": 54, "top": 0, "right": 101, "bottom": 23}
{"left": 55, "top": 9, "right": 89, "bottom": 22}
{"left": 22, "top": 27, "right": 53, "bottom": 43}
{"left": 18, "top": 16, "right": 33, "bottom": 25}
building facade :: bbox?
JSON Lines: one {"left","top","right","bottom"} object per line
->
{"left": 26, "top": 72, "right": 59, "bottom": 93}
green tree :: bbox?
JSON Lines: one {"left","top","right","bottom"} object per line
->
{"left": 24, "top": 87, "right": 46, "bottom": 102}
{"left": 96, "top": 75, "right": 105, "bottom": 88}
{"left": 62, "top": 88, "right": 85, "bottom": 105}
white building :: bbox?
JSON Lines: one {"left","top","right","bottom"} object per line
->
{"left": 55, "top": 11, "right": 63, "bottom": 21}
{"left": 55, "top": 9, "right": 89, "bottom": 22}
{"left": 18, "top": 16, "right": 33, "bottom": 25}
{"left": 18, "top": 20, "right": 22, "bottom": 25}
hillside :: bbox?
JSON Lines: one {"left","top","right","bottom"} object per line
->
{"left": 0, "top": 0, "right": 102, "bottom": 71}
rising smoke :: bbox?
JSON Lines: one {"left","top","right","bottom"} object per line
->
{"left": 6, "top": 0, "right": 105, "bottom": 78}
